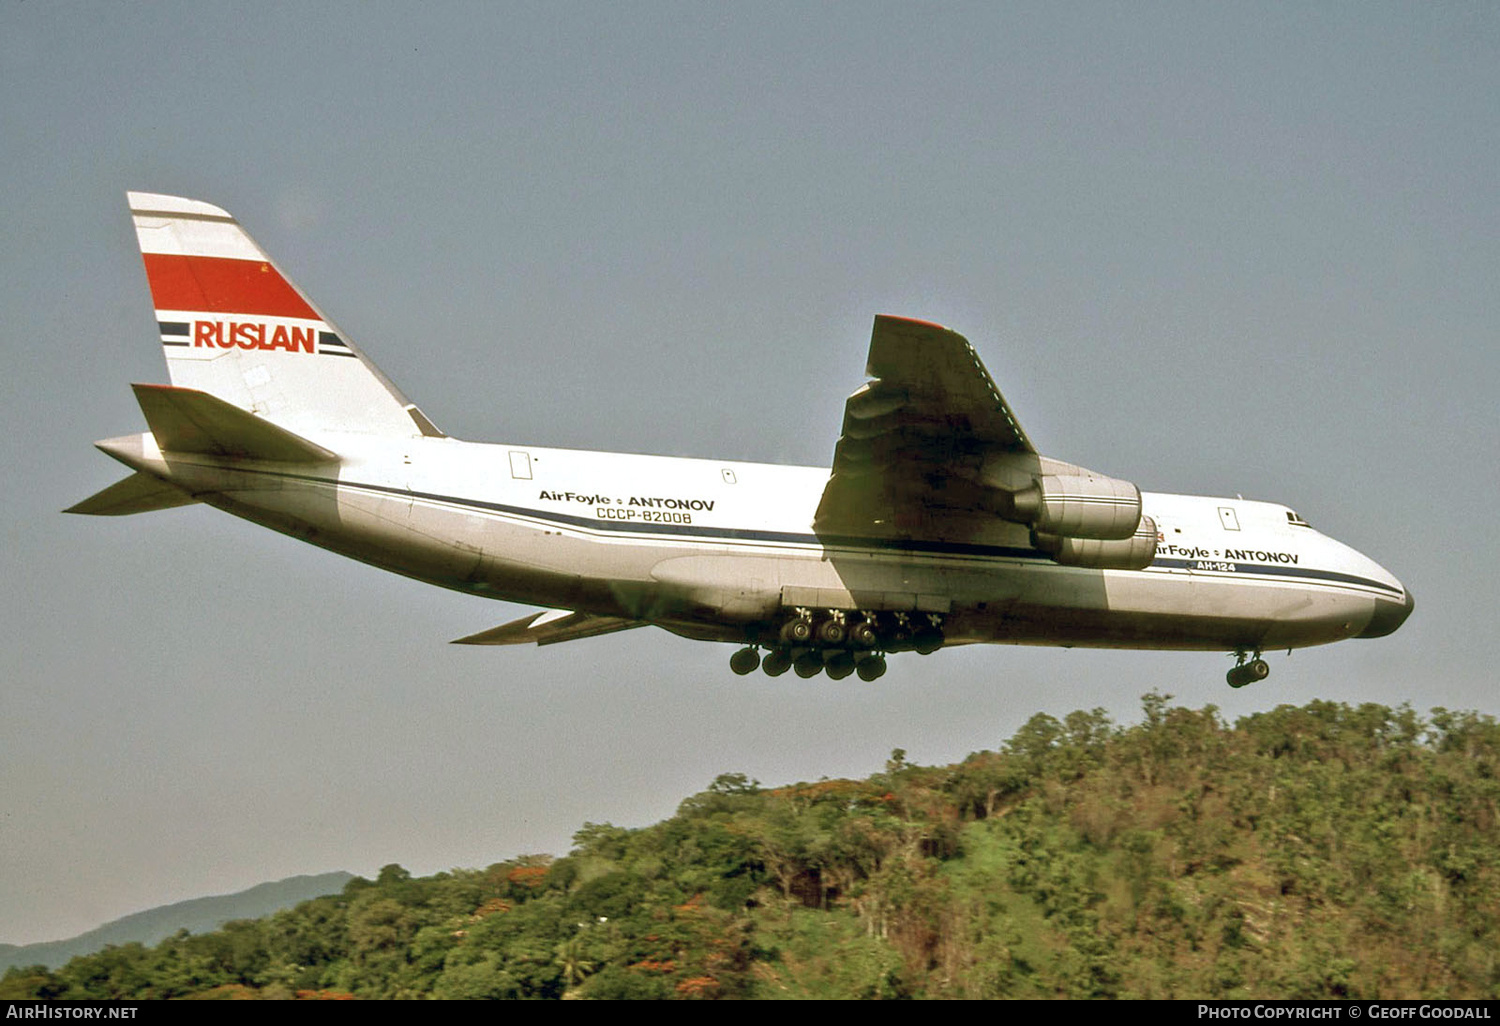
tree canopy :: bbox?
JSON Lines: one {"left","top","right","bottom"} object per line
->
{"left": 5, "top": 695, "right": 1497, "bottom": 1000}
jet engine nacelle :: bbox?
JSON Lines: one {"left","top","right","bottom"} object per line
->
{"left": 1034, "top": 516, "right": 1158, "bottom": 571}
{"left": 1011, "top": 472, "right": 1143, "bottom": 540}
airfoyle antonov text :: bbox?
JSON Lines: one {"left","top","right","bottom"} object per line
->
{"left": 194, "top": 320, "right": 316, "bottom": 353}
{"left": 1162, "top": 544, "right": 1299, "bottom": 564}
{"left": 538, "top": 491, "right": 716, "bottom": 511}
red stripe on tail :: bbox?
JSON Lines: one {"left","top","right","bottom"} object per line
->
{"left": 141, "top": 254, "right": 318, "bottom": 319}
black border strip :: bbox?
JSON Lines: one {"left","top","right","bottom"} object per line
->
{"left": 1153, "top": 558, "right": 1403, "bottom": 597}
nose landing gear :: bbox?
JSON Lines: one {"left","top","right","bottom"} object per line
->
{"left": 1227, "top": 650, "right": 1270, "bottom": 688}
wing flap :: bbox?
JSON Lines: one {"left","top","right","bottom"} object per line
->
{"left": 452, "top": 610, "right": 647, "bottom": 646}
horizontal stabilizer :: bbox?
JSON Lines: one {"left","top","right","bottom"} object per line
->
{"left": 65, "top": 471, "right": 199, "bottom": 516}
{"left": 133, "top": 384, "right": 338, "bottom": 463}
{"left": 452, "top": 609, "right": 647, "bottom": 646}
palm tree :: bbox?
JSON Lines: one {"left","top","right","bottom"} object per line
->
{"left": 554, "top": 936, "right": 596, "bottom": 990}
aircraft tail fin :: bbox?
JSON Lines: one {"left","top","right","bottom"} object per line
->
{"left": 127, "top": 192, "right": 444, "bottom": 440}
{"left": 65, "top": 471, "right": 199, "bottom": 516}
{"left": 131, "top": 383, "right": 338, "bottom": 463}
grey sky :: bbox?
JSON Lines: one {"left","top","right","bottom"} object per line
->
{"left": 3, "top": 2, "right": 1495, "bottom": 944}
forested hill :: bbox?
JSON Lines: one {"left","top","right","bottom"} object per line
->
{"left": 4, "top": 696, "right": 1497, "bottom": 1000}
{"left": 0, "top": 873, "right": 355, "bottom": 973}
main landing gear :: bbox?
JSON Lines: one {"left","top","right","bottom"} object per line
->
{"left": 1226, "top": 649, "right": 1270, "bottom": 688}
{"left": 728, "top": 609, "right": 945, "bottom": 680}
{"left": 728, "top": 647, "right": 761, "bottom": 675}
{"left": 728, "top": 646, "right": 889, "bottom": 680}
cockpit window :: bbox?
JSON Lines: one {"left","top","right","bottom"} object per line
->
{"left": 1287, "top": 511, "right": 1311, "bottom": 528}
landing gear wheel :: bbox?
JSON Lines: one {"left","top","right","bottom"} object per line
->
{"left": 761, "top": 649, "right": 792, "bottom": 677}
{"left": 729, "top": 647, "right": 761, "bottom": 675}
{"left": 781, "top": 618, "right": 814, "bottom": 644}
{"left": 913, "top": 627, "right": 944, "bottom": 655}
{"left": 1226, "top": 656, "right": 1270, "bottom": 688}
{"left": 849, "top": 621, "right": 878, "bottom": 648}
{"left": 793, "top": 651, "right": 824, "bottom": 678}
{"left": 818, "top": 621, "right": 846, "bottom": 645}
{"left": 856, "top": 655, "right": 887, "bottom": 681}
{"left": 825, "top": 652, "right": 855, "bottom": 680}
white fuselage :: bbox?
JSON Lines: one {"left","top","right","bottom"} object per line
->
{"left": 117, "top": 429, "right": 1410, "bottom": 653}
{"left": 87, "top": 194, "right": 1413, "bottom": 680}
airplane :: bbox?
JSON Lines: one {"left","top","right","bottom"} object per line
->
{"left": 70, "top": 193, "right": 1413, "bottom": 687}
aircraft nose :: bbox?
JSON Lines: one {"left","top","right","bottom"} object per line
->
{"left": 1357, "top": 588, "right": 1414, "bottom": 639}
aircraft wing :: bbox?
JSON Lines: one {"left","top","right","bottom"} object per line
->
{"left": 813, "top": 315, "right": 1035, "bottom": 540}
{"left": 451, "top": 609, "right": 648, "bottom": 646}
